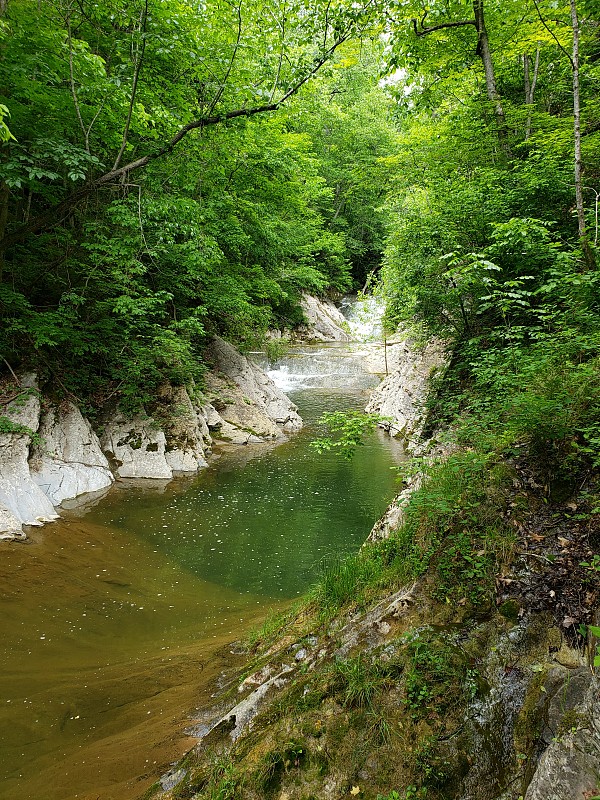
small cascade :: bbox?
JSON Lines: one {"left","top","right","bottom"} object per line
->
{"left": 264, "top": 346, "right": 377, "bottom": 392}
{"left": 339, "top": 294, "right": 385, "bottom": 342}
{"left": 260, "top": 294, "right": 385, "bottom": 392}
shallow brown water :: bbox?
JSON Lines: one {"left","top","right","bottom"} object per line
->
{"left": 0, "top": 518, "right": 279, "bottom": 800}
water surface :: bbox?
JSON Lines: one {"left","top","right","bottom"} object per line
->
{"left": 0, "top": 352, "right": 401, "bottom": 800}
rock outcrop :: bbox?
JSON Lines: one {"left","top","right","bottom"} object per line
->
{"left": 524, "top": 672, "right": 600, "bottom": 800}
{"left": 205, "top": 336, "right": 302, "bottom": 437}
{"left": 0, "top": 338, "right": 302, "bottom": 540}
{"left": 366, "top": 335, "right": 446, "bottom": 448}
{"left": 30, "top": 401, "right": 113, "bottom": 505}
{"left": 0, "top": 377, "right": 59, "bottom": 538}
{"left": 157, "top": 383, "right": 210, "bottom": 472}
{"left": 296, "top": 294, "right": 351, "bottom": 342}
{"left": 0, "top": 503, "right": 26, "bottom": 540}
{"left": 366, "top": 473, "right": 424, "bottom": 544}
{"left": 100, "top": 414, "right": 174, "bottom": 479}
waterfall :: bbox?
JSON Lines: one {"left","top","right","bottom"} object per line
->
{"left": 262, "top": 295, "right": 385, "bottom": 392}
{"left": 339, "top": 294, "right": 384, "bottom": 342}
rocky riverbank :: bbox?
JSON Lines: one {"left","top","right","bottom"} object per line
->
{"left": 142, "top": 323, "right": 599, "bottom": 800}
{"left": 145, "top": 466, "right": 600, "bottom": 800}
{"left": 0, "top": 291, "right": 358, "bottom": 541}
{"left": 0, "top": 336, "right": 301, "bottom": 541}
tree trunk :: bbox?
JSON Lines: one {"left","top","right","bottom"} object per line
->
{"left": 473, "top": 0, "right": 509, "bottom": 153}
{"left": 524, "top": 48, "right": 540, "bottom": 139}
{"left": 412, "top": 2, "right": 509, "bottom": 153}
{"left": 570, "top": 0, "right": 595, "bottom": 267}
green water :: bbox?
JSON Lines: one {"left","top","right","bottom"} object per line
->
{"left": 91, "top": 389, "right": 402, "bottom": 599}
{"left": 0, "top": 386, "right": 402, "bottom": 800}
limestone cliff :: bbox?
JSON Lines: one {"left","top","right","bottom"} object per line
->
{"left": 0, "top": 376, "right": 59, "bottom": 538}
{"left": 296, "top": 294, "right": 351, "bottom": 342}
{"left": 30, "top": 401, "right": 113, "bottom": 503}
{"left": 365, "top": 333, "right": 446, "bottom": 448}
{"left": 205, "top": 336, "right": 302, "bottom": 436}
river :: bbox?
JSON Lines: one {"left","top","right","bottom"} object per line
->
{"left": 0, "top": 299, "right": 402, "bottom": 800}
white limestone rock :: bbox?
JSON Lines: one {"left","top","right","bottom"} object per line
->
{"left": 366, "top": 335, "right": 446, "bottom": 450}
{"left": 0, "top": 378, "right": 59, "bottom": 534}
{"left": 100, "top": 414, "right": 173, "bottom": 479}
{"left": 195, "top": 407, "right": 212, "bottom": 446}
{"left": 366, "top": 473, "right": 424, "bottom": 544}
{"left": 155, "top": 384, "right": 208, "bottom": 472}
{"left": 218, "top": 420, "right": 264, "bottom": 445}
{"left": 0, "top": 503, "right": 25, "bottom": 540}
{"left": 206, "top": 337, "right": 302, "bottom": 437}
{"left": 200, "top": 402, "right": 223, "bottom": 432}
{"left": 297, "top": 294, "right": 351, "bottom": 342}
{"left": 30, "top": 402, "right": 113, "bottom": 506}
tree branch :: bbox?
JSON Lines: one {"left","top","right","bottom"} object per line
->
{"left": 66, "top": 11, "right": 90, "bottom": 153}
{"left": 112, "top": 0, "right": 149, "bottom": 171}
{"left": 0, "top": 27, "right": 355, "bottom": 253}
{"left": 412, "top": 10, "right": 476, "bottom": 37}
{"left": 531, "top": 0, "right": 574, "bottom": 68}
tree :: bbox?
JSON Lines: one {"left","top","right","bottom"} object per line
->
{"left": 394, "top": 0, "right": 509, "bottom": 151}
{"left": 0, "top": 0, "right": 382, "bottom": 253}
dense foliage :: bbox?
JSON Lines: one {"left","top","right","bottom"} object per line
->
{"left": 380, "top": 0, "right": 600, "bottom": 479}
{"left": 0, "top": 0, "right": 392, "bottom": 408}
{"left": 1, "top": 0, "right": 599, "bottom": 441}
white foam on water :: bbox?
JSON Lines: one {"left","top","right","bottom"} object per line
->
{"left": 263, "top": 295, "right": 385, "bottom": 392}
{"left": 339, "top": 294, "right": 384, "bottom": 342}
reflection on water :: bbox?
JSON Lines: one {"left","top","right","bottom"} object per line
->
{"left": 0, "top": 383, "right": 402, "bottom": 800}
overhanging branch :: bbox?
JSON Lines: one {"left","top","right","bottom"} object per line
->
{"left": 412, "top": 10, "right": 476, "bottom": 37}
{"left": 0, "top": 23, "right": 356, "bottom": 253}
